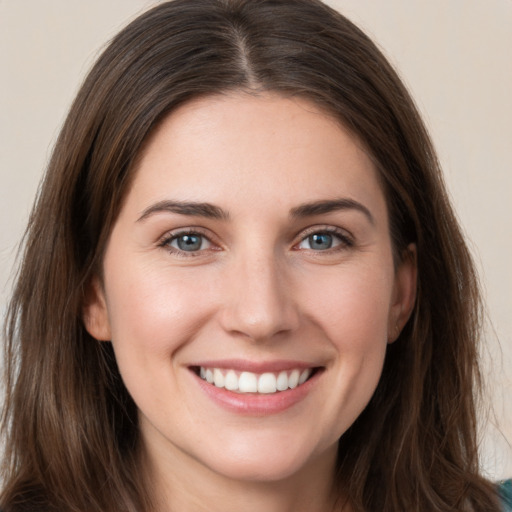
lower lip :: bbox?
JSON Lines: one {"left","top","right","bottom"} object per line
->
{"left": 193, "top": 370, "right": 322, "bottom": 415}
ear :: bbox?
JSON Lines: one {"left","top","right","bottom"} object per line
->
{"left": 388, "top": 243, "right": 417, "bottom": 343}
{"left": 82, "top": 276, "right": 111, "bottom": 341}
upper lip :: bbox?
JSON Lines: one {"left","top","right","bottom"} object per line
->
{"left": 189, "top": 359, "right": 321, "bottom": 373}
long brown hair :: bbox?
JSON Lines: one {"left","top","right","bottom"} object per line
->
{"left": 1, "top": 0, "right": 501, "bottom": 510}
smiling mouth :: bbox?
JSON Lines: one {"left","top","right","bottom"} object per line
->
{"left": 191, "top": 366, "right": 319, "bottom": 394}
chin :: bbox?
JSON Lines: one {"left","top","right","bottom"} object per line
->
{"left": 194, "top": 435, "right": 335, "bottom": 484}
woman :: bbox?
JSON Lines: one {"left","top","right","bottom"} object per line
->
{"left": 1, "top": 0, "right": 510, "bottom": 510}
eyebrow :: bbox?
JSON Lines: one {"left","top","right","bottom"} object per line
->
{"left": 137, "top": 200, "right": 229, "bottom": 222}
{"left": 137, "top": 197, "right": 374, "bottom": 224}
{"left": 290, "top": 198, "right": 374, "bottom": 224}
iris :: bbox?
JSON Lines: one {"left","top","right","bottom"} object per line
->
{"left": 176, "top": 234, "right": 203, "bottom": 251}
{"left": 308, "top": 233, "right": 333, "bottom": 250}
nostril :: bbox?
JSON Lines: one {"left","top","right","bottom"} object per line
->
{"left": 217, "top": 263, "right": 300, "bottom": 341}
{"left": 219, "top": 304, "right": 300, "bottom": 343}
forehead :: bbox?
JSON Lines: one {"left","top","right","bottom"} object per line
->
{"left": 126, "top": 92, "right": 387, "bottom": 222}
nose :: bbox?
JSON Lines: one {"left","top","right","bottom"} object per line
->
{"left": 219, "top": 252, "right": 300, "bottom": 342}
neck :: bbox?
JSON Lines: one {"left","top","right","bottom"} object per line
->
{"left": 142, "top": 437, "right": 346, "bottom": 512}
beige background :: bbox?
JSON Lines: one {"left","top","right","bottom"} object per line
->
{"left": 1, "top": 1, "right": 511, "bottom": 478}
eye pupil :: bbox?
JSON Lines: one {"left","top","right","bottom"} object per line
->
{"left": 177, "top": 234, "right": 202, "bottom": 251}
{"left": 309, "top": 233, "right": 333, "bottom": 250}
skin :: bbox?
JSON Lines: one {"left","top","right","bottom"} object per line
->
{"left": 84, "top": 93, "right": 416, "bottom": 512}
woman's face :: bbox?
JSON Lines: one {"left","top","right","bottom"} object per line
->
{"left": 85, "top": 93, "right": 416, "bottom": 484}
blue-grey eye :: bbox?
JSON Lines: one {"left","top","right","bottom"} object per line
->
{"left": 308, "top": 233, "right": 333, "bottom": 250}
{"left": 298, "top": 231, "right": 345, "bottom": 251}
{"left": 170, "top": 233, "right": 210, "bottom": 252}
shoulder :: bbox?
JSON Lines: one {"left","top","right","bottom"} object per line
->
{"left": 499, "top": 479, "right": 512, "bottom": 511}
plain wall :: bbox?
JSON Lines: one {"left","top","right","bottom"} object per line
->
{"left": 1, "top": 0, "right": 511, "bottom": 478}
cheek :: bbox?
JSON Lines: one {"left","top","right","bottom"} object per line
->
{"left": 103, "top": 261, "right": 217, "bottom": 367}
{"left": 300, "top": 261, "right": 394, "bottom": 349}
{"left": 298, "top": 262, "right": 393, "bottom": 417}
{"left": 101, "top": 262, "right": 223, "bottom": 422}
{"left": 310, "top": 287, "right": 391, "bottom": 440}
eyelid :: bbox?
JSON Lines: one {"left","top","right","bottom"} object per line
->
{"left": 156, "top": 224, "right": 354, "bottom": 256}
{"left": 293, "top": 225, "right": 354, "bottom": 250}
{"left": 158, "top": 227, "right": 220, "bottom": 256}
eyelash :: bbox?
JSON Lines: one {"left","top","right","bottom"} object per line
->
{"left": 294, "top": 226, "right": 354, "bottom": 252}
{"left": 158, "top": 226, "right": 354, "bottom": 257}
{"left": 158, "top": 229, "right": 217, "bottom": 258}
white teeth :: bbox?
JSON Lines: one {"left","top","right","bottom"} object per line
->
{"left": 288, "top": 369, "right": 300, "bottom": 389}
{"left": 224, "top": 370, "right": 239, "bottom": 391}
{"left": 198, "top": 367, "right": 313, "bottom": 394}
{"left": 238, "top": 372, "right": 258, "bottom": 393}
{"left": 257, "top": 372, "right": 277, "bottom": 394}
{"left": 276, "top": 371, "right": 289, "bottom": 391}
{"left": 299, "top": 369, "right": 309, "bottom": 385}
{"left": 213, "top": 368, "right": 224, "bottom": 388}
